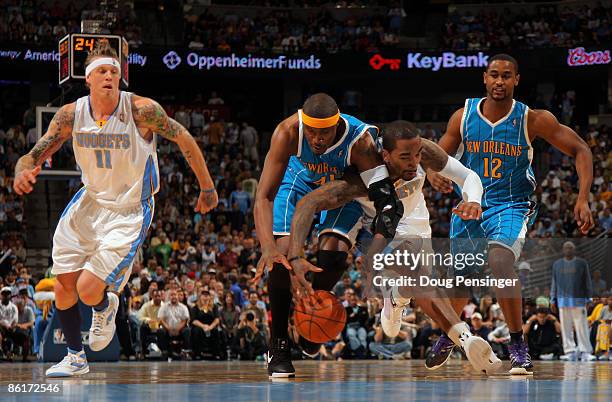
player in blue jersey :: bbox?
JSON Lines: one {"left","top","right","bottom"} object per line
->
{"left": 426, "top": 54, "right": 594, "bottom": 375}
{"left": 253, "top": 93, "right": 403, "bottom": 378}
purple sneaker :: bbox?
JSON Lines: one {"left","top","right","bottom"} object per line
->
{"left": 508, "top": 338, "right": 533, "bottom": 375}
{"left": 425, "top": 333, "right": 456, "bottom": 370}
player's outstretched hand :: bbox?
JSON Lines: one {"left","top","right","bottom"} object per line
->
{"left": 573, "top": 199, "right": 594, "bottom": 234}
{"left": 195, "top": 188, "right": 218, "bottom": 214}
{"left": 13, "top": 166, "right": 41, "bottom": 195}
{"left": 426, "top": 170, "right": 453, "bottom": 193}
{"left": 289, "top": 257, "right": 322, "bottom": 303}
{"left": 251, "top": 246, "right": 292, "bottom": 284}
{"left": 452, "top": 201, "right": 482, "bottom": 220}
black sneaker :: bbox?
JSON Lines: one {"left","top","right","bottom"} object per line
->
{"left": 425, "top": 333, "right": 455, "bottom": 370}
{"left": 298, "top": 336, "right": 321, "bottom": 359}
{"left": 267, "top": 338, "right": 295, "bottom": 378}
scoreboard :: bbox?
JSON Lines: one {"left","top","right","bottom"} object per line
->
{"left": 58, "top": 34, "right": 128, "bottom": 87}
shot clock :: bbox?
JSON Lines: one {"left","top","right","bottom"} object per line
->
{"left": 58, "top": 33, "right": 128, "bottom": 87}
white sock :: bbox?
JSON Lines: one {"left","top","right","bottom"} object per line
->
{"left": 390, "top": 283, "right": 411, "bottom": 304}
{"left": 447, "top": 322, "right": 471, "bottom": 346}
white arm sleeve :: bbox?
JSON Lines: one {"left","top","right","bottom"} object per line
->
{"left": 438, "top": 156, "right": 483, "bottom": 204}
{"left": 359, "top": 165, "right": 389, "bottom": 188}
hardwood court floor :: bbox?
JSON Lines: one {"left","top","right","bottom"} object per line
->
{"left": 0, "top": 359, "right": 610, "bottom": 401}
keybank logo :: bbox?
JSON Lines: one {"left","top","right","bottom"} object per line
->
{"left": 163, "top": 51, "right": 182, "bottom": 70}
{"left": 369, "top": 54, "right": 401, "bottom": 70}
{"left": 406, "top": 52, "right": 489, "bottom": 71}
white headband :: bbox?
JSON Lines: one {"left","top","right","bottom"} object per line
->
{"left": 85, "top": 57, "right": 121, "bottom": 77}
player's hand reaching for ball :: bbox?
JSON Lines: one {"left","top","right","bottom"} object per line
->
{"left": 196, "top": 188, "right": 218, "bottom": 214}
{"left": 13, "top": 166, "right": 41, "bottom": 195}
{"left": 252, "top": 246, "right": 292, "bottom": 284}
{"left": 426, "top": 169, "right": 453, "bottom": 193}
{"left": 452, "top": 201, "right": 482, "bottom": 220}
{"left": 573, "top": 199, "right": 594, "bottom": 234}
{"left": 289, "top": 257, "right": 322, "bottom": 303}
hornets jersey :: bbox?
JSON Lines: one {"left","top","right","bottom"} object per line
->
{"left": 285, "top": 109, "right": 378, "bottom": 187}
{"left": 72, "top": 91, "right": 159, "bottom": 208}
{"left": 272, "top": 110, "right": 378, "bottom": 240}
{"left": 454, "top": 98, "right": 536, "bottom": 208}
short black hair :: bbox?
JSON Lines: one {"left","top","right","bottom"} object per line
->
{"left": 381, "top": 120, "right": 419, "bottom": 151}
{"left": 302, "top": 93, "right": 338, "bottom": 118}
{"left": 487, "top": 54, "right": 519, "bottom": 73}
{"left": 536, "top": 307, "right": 550, "bottom": 315}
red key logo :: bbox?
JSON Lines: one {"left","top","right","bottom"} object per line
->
{"left": 369, "top": 54, "right": 401, "bottom": 70}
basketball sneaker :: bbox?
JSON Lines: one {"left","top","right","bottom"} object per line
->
{"left": 298, "top": 336, "right": 321, "bottom": 359}
{"left": 508, "top": 338, "right": 534, "bottom": 375}
{"left": 425, "top": 333, "right": 456, "bottom": 370}
{"left": 267, "top": 338, "right": 295, "bottom": 378}
{"left": 380, "top": 284, "right": 410, "bottom": 338}
{"left": 89, "top": 292, "right": 119, "bottom": 351}
{"left": 462, "top": 334, "right": 502, "bottom": 374}
{"left": 559, "top": 352, "right": 578, "bottom": 361}
{"left": 45, "top": 349, "right": 89, "bottom": 377}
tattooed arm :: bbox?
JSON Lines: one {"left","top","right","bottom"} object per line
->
{"left": 287, "top": 172, "right": 367, "bottom": 260}
{"left": 286, "top": 171, "right": 367, "bottom": 298}
{"left": 132, "top": 95, "right": 217, "bottom": 213}
{"left": 13, "top": 103, "right": 75, "bottom": 195}
{"left": 420, "top": 138, "right": 449, "bottom": 172}
{"left": 421, "top": 138, "right": 483, "bottom": 220}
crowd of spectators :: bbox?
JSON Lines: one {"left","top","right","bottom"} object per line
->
{"left": 0, "top": 0, "right": 143, "bottom": 48}
{"left": 0, "top": 88, "right": 610, "bottom": 362}
{"left": 443, "top": 2, "right": 611, "bottom": 51}
{"left": 183, "top": 4, "right": 405, "bottom": 54}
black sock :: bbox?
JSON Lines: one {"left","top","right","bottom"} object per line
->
{"left": 297, "top": 250, "right": 348, "bottom": 351}
{"left": 510, "top": 330, "right": 524, "bottom": 343}
{"left": 268, "top": 262, "right": 291, "bottom": 340}
{"left": 312, "top": 250, "right": 348, "bottom": 291}
{"left": 93, "top": 291, "right": 109, "bottom": 311}
{"left": 57, "top": 303, "right": 83, "bottom": 352}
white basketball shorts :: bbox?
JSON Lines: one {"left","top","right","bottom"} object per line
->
{"left": 51, "top": 187, "right": 154, "bottom": 292}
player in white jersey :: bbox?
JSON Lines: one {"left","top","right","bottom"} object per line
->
{"left": 286, "top": 121, "right": 501, "bottom": 373}
{"left": 13, "top": 42, "right": 218, "bottom": 377}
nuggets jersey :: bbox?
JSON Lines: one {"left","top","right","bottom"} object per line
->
{"left": 285, "top": 109, "right": 378, "bottom": 187}
{"left": 359, "top": 166, "right": 428, "bottom": 226}
{"left": 72, "top": 91, "right": 159, "bottom": 208}
{"left": 455, "top": 98, "right": 536, "bottom": 208}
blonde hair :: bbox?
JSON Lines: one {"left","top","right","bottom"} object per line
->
{"left": 197, "top": 292, "right": 214, "bottom": 311}
{"left": 84, "top": 39, "right": 119, "bottom": 67}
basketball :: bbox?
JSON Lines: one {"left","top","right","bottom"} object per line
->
{"left": 294, "top": 290, "right": 347, "bottom": 343}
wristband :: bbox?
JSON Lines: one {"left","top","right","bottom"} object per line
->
{"left": 200, "top": 188, "right": 216, "bottom": 193}
{"left": 288, "top": 256, "right": 303, "bottom": 263}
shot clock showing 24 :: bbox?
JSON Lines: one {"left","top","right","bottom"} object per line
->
{"left": 58, "top": 33, "right": 129, "bottom": 87}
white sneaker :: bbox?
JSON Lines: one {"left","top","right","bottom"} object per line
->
{"left": 380, "top": 284, "right": 410, "bottom": 338}
{"left": 461, "top": 335, "right": 503, "bottom": 374}
{"left": 45, "top": 350, "right": 89, "bottom": 377}
{"left": 539, "top": 353, "right": 554, "bottom": 361}
{"left": 89, "top": 292, "right": 119, "bottom": 351}
{"left": 580, "top": 353, "right": 597, "bottom": 361}
{"left": 560, "top": 352, "right": 577, "bottom": 361}
{"left": 597, "top": 354, "right": 609, "bottom": 361}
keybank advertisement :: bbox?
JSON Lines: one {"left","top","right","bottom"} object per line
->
{"left": 370, "top": 51, "right": 490, "bottom": 71}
